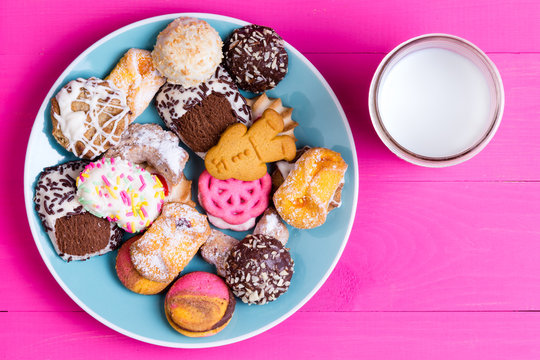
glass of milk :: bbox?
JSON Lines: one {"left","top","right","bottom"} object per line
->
{"left": 369, "top": 34, "right": 504, "bottom": 167}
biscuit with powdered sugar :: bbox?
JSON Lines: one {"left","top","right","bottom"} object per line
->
{"left": 253, "top": 207, "right": 289, "bottom": 246}
{"left": 200, "top": 229, "right": 239, "bottom": 277}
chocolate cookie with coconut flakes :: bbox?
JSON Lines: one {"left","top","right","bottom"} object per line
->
{"left": 224, "top": 24, "right": 289, "bottom": 93}
{"left": 224, "top": 234, "right": 294, "bottom": 305}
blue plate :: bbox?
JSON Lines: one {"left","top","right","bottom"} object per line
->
{"left": 23, "top": 13, "right": 358, "bottom": 348}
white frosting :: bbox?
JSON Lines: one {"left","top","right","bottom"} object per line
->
{"left": 208, "top": 214, "right": 256, "bottom": 231}
{"left": 53, "top": 77, "right": 130, "bottom": 159}
{"left": 76, "top": 157, "right": 164, "bottom": 233}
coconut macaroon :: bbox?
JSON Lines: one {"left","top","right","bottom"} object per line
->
{"left": 152, "top": 17, "right": 223, "bottom": 87}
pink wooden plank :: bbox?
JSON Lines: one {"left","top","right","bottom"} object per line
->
{"left": 308, "top": 181, "right": 540, "bottom": 311}
{"left": 4, "top": 182, "right": 540, "bottom": 312}
{"left": 1, "top": 0, "right": 539, "bottom": 57}
{"left": 3, "top": 311, "right": 540, "bottom": 359}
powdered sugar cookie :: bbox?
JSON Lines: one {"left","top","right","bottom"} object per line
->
{"left": 130, "top": 203, "right": 211, "bottom": 282}
{"left": 105, "top": 123, "right": 188, "bottom": 186}
{"left": 253, "top": 207, "right": 289, "bottom": 246}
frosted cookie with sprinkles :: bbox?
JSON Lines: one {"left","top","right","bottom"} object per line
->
{"left": 155, "top": 65, "right": 251, "bottom": 157}
{"left": 76, "top": 157, "right": 165, "bottom": 233}
{"left": 224, "top": 24, "right": 288, "bottom": 93}
{"left": 50, "top": 77, "right": 131, "bottom": 159}
{"left": 34, "top": 160, "right": 123, "bottom": 261}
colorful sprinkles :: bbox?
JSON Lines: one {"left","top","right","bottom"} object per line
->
{"left": 76, "top": 157, "right": 165, "bottom": 233}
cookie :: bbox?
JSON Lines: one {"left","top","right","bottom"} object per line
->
{"left": 165, "top": 272, "right": 235, "bottom": 337}
{"left": 247, "top": 92, "right": 298, "bottom": 140}
{"left": 151, "top": 172, "right": 195, "bottom": 206}
{"left": 105, "top": 123, "right": 189, "bottom": 186}
{"left": 115, "top": 235, "right": 170, "bottom": 295}
{"left": 273, "top": 147, "right": 348, "bottom": 229}
{"left": 224, "top": 24, "right": 288, "bottom": 93}
{"left": 50, "top": 77, "right": 131, "bottom": 159}
{"left": 253, "top": 207, "right": 289, "bottom": 246}
{"left": 155, "top": 65, "right": 251, "bottom": 157}
{"left": 205, "top": 109, "right": 296, "bottom": 181}
{"left": 76, "top": 157, "right": 165, "bottom": 233}
{"left": 130, "top": 203, "right": 211, "bottom": 282}
{"left": 198, "top": 170, "right": 271, "bottom": 231}
{"left": 200, "top": 229, "right": 239, "bottom": 277}
{"left": 34, "top": 160, "right": 122, "bottom": 261}
{"left": 152, "top": 17, "right": 223, "bottom": 86}
{"left": 106, "top": 48, "right": 166, "bottom": 122}
{"left": 225, "top": 234, "right": 294, "bottom": 305}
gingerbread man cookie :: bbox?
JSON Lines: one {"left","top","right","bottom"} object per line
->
{"left": 205, "top": 109, "right": 296, "bottom": 181}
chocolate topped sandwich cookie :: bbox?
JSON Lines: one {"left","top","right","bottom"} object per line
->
{"left": 155, "top": 65, "right": 251, "bottom": 158}
{"left": 34, "top": 160, "right": 123, "bottom": 261}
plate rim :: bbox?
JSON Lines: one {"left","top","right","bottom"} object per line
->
{"left": 23, "top": 12, "right": 359, "bottom": 348}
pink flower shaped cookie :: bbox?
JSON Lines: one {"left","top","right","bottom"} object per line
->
{"left": 198, "top": 170, "right": 271, "bottom": 231}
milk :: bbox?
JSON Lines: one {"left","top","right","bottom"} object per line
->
{"left": 377, "top": 47, "right": 492, "bottom": 158}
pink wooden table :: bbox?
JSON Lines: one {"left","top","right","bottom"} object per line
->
{"left": 2, "top": 0, "right": 540, "bottom": 358}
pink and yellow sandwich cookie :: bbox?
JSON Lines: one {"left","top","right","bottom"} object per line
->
{"left": 165, "top": 272, "right": 236, "bottom": 337}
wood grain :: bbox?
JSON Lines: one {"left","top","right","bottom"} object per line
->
{"left": 1, "top": 0, "right": 539, "bottom": 56}
{"left": 2, "top": 0, "right": 540, "bottom": 356}
{"left": 3, "top": 311, "right": 540, "bottom": 359}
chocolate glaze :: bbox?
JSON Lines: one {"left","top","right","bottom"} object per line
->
{"left": 34, "top": 160, "right": 123, "bottom": 261}
{"left": 225, "top": 234, "right": 294, "bottom": 305}
{"left": 55, "top": 212, "right": 121, "bottom": 256}
{"left": 224, "top": 24, "right": 288, "bottom": 93}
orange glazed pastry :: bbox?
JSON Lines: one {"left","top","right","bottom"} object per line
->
{"left": 130, "top": 203, "right": 211, "bottom": 283}
{"left": 273, "top": 147, "right": 347, "bottom": 229}
{"left": 115, "top": 235, "right": 170, "bottom": 295}
{"left": 106, "top": 48, "right": 165, "bottom": 122}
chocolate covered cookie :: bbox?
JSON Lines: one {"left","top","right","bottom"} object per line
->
{"left": 225, "top": 234, "right": 294, "bottom": 305}
{"left": 155, "top": 65, "right": 251, "bottom": 157}
{"left": 224, "top": 24, "right": 288, "bottom": 93}
{"left": 34, "top": 160, "right": 123, "bottom": 261}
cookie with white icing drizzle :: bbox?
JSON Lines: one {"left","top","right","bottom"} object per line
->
{"left": 50, "top": 77, "right": 131, "bottom": 159}
{"left": 155, "top": 65, "right": 251, "bottom": 157}
{"left": 34, "top": 160, "right": 123, "bottom": 262}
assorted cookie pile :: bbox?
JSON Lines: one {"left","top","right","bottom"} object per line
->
{"left": 33, "top": 16, "right": 348, "bottom": 337}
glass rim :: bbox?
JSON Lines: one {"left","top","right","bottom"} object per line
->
{"left": 368, "top": 33, "right": 505, "bottom": 167}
